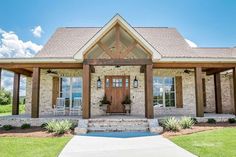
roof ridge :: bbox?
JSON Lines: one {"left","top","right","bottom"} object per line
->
{"left": 193, "top": 47, "right": 232, "bottom": 49}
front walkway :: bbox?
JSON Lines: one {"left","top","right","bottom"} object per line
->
{"left": 59, "top": 134, "right": 196, "bottom": 157}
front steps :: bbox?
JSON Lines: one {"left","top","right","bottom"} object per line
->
{"left": 74, "top": 118, "right": 163, "bottom": 134}
{"left": 88, "top": 119, "right": 149, "bottom": 132}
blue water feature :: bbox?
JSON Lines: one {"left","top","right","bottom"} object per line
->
{"left": 80, "top": 132, "right": 158, "bottom": 138}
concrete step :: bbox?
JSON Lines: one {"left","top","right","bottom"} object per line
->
{"left": 87, "top": 119, "right": 149, "bottom": 132}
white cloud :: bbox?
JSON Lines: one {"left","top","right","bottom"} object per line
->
{"left": 0, "top": 28, "right": 43, "bottom": 96}
{"left": 185, "top": 39, "right": 198, "bottom": 48}
{"left": 0, "top": 29, "right": 43, "bottom": 58}
{"left": 31, "top": 25, "right": 43, "bottom": 38}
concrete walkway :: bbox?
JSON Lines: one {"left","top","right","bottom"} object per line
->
{"left": 59, "top": 135, "right": 196, "bottom": 157}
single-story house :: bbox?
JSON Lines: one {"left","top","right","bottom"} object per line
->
{"left": 1, "top": 14, "right": 236, "bottom": 119}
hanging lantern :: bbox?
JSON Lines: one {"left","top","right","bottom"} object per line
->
{"left": 133, "top": 76, "right": 138, "bottom": 88}
{"left": 97, "top": 76, "right": 102, "bottom": 89}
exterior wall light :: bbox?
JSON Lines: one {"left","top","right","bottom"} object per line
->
{"left": 97, "top": 76, "right": 102, "bottom": 89}
{"left": 133, "top": 76, "right": 138, "bottom": 88}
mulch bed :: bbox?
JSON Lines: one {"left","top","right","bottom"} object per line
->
{"left": 1, "top": 123, "right": 236, "bottom": 138}
{"left": 162, "top": 122, "right": 236, "bottom": 138}
{"left": 0, "top": 127, "right": 73, "bottom": 138}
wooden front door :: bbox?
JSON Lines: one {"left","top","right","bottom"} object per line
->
{"left": 105, "top": 76, "right": 130, "bottom": 113}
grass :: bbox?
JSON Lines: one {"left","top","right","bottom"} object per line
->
{"left": 0, "top": 104, "right": 25, "bottom": 115}
{"left": 0, "top": 137, "right": 71, "bottom": 157}
{"left": 171, "top": 128, "right": 236, "bottom": 157}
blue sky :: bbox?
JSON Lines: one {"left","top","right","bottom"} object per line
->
{"left": 0, "top": 0, "right": 236, "bottom": 95}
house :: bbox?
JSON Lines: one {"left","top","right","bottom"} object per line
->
{"left": 1, "top": 14, "right": 236, "bottom": 119}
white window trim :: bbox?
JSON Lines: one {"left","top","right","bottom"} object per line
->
{"left": 59, "top": 77, "right": 83, "bottom": 109}
{"left": 153, "top": 76, "right": 176, "bottom": 108}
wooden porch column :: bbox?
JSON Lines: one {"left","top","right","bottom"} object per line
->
{"left": 195, "top": 67, "right": 204, "bottom": 117}
{"left": 82, "top": 64, "right": 91, "bottom": 119}
{"left": 0, "top": 68, "right": 2, "bottom": 90}
{"left": 31, "top": 68, "right": 40, "bottom": 118}
{"left": 214, "top": 73, "right": 222, "bottom": 113}
{"left": 145, "top": 64, "right": 154, "bottom": 118}
{"left": 232, "top": 67, "right": 236, "bottom": 115}
{"left": 12, "top": 73, "right": 20, "bottom": 115}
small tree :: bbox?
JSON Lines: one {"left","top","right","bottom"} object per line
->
{"left": 0, "top": 88, "right": 11, "bottom": 105}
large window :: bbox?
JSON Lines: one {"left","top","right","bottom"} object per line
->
{"left": 60, "top": 77, "right": 82, "bottom": 108}
{"left": 153, "top": 77, "right": 176, "bottom": 107}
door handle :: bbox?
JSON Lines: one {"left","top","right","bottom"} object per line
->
{"left": 111, "top": 96, "right": 112, "bottom": 101}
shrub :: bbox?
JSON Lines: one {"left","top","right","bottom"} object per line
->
{"left": 207, "top": 118, "right": 216, "bottom": 124}
{"left": 163, "top": 117, "right": 181, "bottom": 132}
{"left": 40, "top": 123, "right": 47, "bottom": 128}
{"left": 180, "top": 117, "right": 194, "bottom": 129}
{"left": 2, "top": 125, "right": 13, "bottom": 131}
{"left": 191, "top": 118, "right": 198, "bottom": 124}
{"left": 21, "top": 123, "right": 31, "bottom": 129}
{"left": 228, "top": 118, "right": 236, "bottom": 124}
{"left": 0, "top": 88, "right": 11, "bottom": 105}
{"left": 45, "top": 120, "right": 73, "bottom": 135}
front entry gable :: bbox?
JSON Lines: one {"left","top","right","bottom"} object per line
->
{"left": 74, "top": 14, "right": 161, "bottom": 60}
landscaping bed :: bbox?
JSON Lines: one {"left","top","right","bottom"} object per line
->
{"left": 162, "top": 122, "right": 236, "bottom": 138}
{"left": 0, "top": 126, "right": 73, "bottom": 137}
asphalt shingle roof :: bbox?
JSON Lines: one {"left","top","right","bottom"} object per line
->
{"left": 35, "top": 27, "right": 235, "bottom": 59}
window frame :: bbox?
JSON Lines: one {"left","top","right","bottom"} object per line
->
{"left": 153, "top": 76, "right": 176, "bottom": 108}
{"left": 59, "top": 77, "right": 83, "bottom": 108}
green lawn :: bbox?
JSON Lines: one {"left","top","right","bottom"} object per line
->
{"left": 171, "top": 128, "right": 236, "bottom": 157}
{"left": 0, "top": 104, "right": 25, "bottom": 115}
{"left": 0, "top": 137, "right": 71, "bottom": 157}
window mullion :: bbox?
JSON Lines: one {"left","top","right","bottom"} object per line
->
{"left": 163, "top": 78, "right": 165, "bottom": 107}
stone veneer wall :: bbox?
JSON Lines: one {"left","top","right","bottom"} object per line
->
{"left": 25, "top": 69, "right": 83, "bottom": 115}
{"left": 90, "top": 66, "right": 145, "bottom": 117}
{"left": 153, "top": 69, "right": 196, "bottom": 117}
{"left": 205, "top": 74, "right": 235, "bottom": 114}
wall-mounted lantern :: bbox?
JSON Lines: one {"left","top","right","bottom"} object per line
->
{"left": 133, "top": 76, "right": 138, "bottom": 88}
{"left": 97, "top": 76, "right": 102, "bottom": 89}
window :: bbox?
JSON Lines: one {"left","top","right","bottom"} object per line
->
{"left": 60, "top": 77, "right": 82, "bottom": 108}
{"left": 112, "top": 78, "right": 122, "bottom": 87}
{"left": 153, "top": 77, "right": 175, "bottom": 107}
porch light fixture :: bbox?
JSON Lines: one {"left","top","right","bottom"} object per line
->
{"left": 97, "top": 76, "right": 102, "bottom": 89}
{"left": 133, "top": 76, "right": 138, "bottom": 88}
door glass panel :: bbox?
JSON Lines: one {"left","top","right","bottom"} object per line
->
{"left": 106, "top": 78, "right": 109, "bottom": 88}
{"left": 112, "top": 79, "right": 116, "bottom": 87}
{"left": 126, "top": 78, "right": 129, "bottom": 87}
{"left": 71, "top": 77, "right": 82, "bottom": 108}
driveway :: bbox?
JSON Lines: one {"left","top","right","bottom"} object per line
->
{"left": 59, "top": 133, "right": 196, "bottom": 157}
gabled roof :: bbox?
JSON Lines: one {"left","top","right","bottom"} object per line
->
{"left": 73, "top": 14, "right": 161, "bottom": 60}
{"left": 35, "top": 14, "right": 236, "bottom": 61}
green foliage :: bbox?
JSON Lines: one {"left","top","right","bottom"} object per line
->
{"left": 163, "top": 117, "right": 181, "bottom": 132}
{"left": 21, "top": 123, "right": 31, "bottom": 129}
{"left": 45, "top": 120, "right": 73, "bottom": 135}
{"left": 40, "top": 123, "right": 47, "bottom": 128}
{"left": 99, "top": 95, "right": 110, "bottom": 106}
{"left": 0, "top": 104, "right": 25, "bottom": 115}
{"left": 121, "top": 95, "right": 132, "bottom": 104}
{"left": 191, "top": 118, "right": 198, "bottom": 124}
{"left": 207, "top": 118, "right": 216, "bottom": 124}
{"left": 180, "top": 117, "right": 194, "bottom": 129}
{"left": 2, "top": 125, "right": 13, "bottom": 131}
{"left": 0, "top": 88, "right": 11, "bottom": 105}
{"left": 228, "top": 118, "right": 236, "bottom": 124}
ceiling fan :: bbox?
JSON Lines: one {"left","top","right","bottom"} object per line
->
{"left": 46, "top": 69, "right": 58, "bottom": 76}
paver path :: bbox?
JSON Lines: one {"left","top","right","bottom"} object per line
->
{"left": 59, "top": 134, "right": 196, "bottom": 157}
